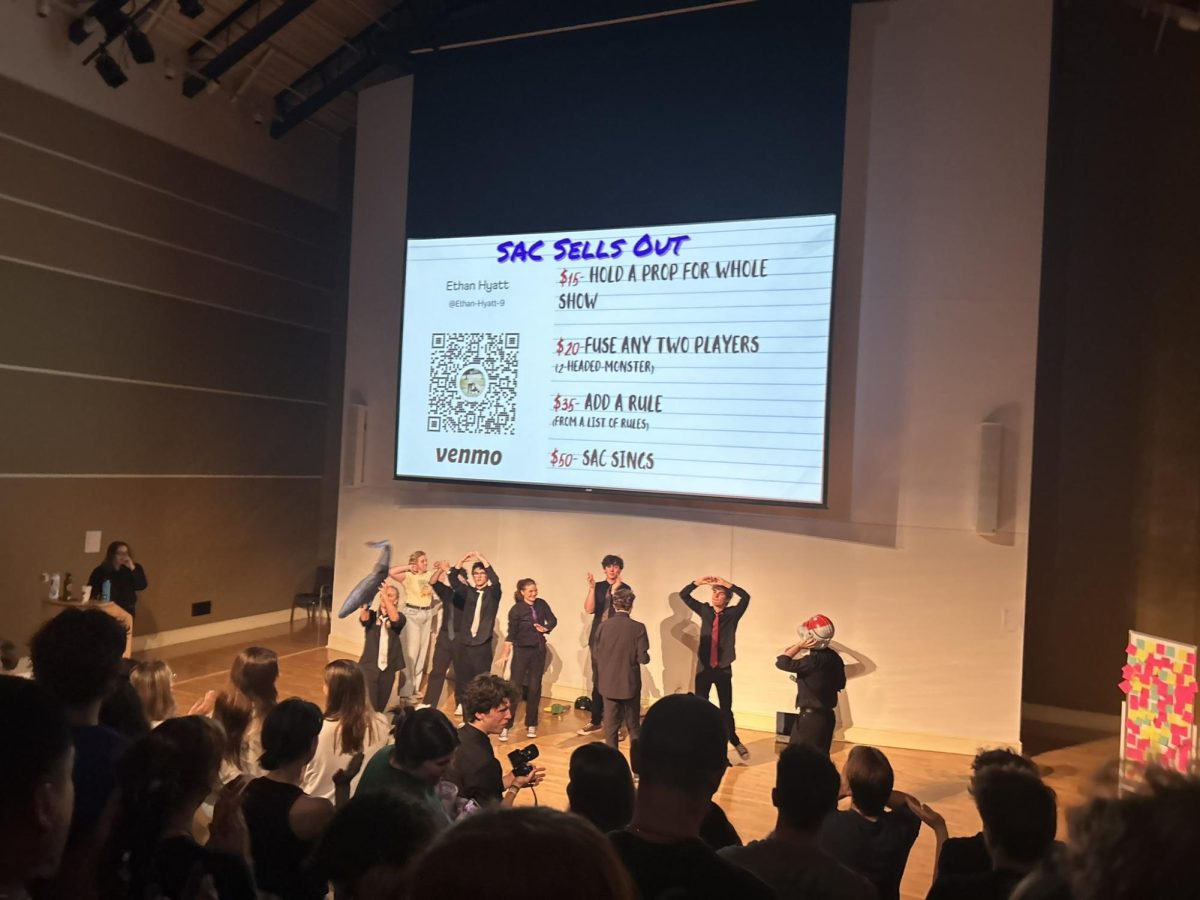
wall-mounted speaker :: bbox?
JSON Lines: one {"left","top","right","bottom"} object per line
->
{"left": 977, "top": 422, "right": 1003, "bottom": 534}
{"left": 344, "top": 403, "right": 368, "bottom": 488}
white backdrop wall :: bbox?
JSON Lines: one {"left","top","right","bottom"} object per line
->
{"left": 332, "top": 0, "right": 1052, "bottom": 752}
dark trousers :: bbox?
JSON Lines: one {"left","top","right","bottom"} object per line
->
{"left": 695, "top": 665, "right": 741, "bottom": 747}
{"left": 589, "top": 652, "right": 605, "bottom": 726}
{"left": 423, "top": 631, "right": 456, "bottom": 709}
{"left": 789, "top": 708, "right": 836, "bottom": 756}
{"left": 361, "top": 663, "right": 400, "bottom": 713}
{"left": 454, "top": 640, "right": 494, "bottom": 697}
{"left": 511, "top": 644, "right": 547, "bottom": 728}
{"left": 602, "top": 695, "right": 640, "bottom": 750}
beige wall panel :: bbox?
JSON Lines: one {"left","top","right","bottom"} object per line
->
{"left": 0, "top": 477, "right": 322, "bottom": 643}
{"left": 0, "top": 370, "right": 325, "bottom": 475}
{"left": 0, "top": 198, "right": 331, "bottom": 330}
{"left": 0, "top": 77, "right": 335, "bottom": 242}
{"left": 0, "top": 136, "right": 336, "bottom": 289}
{"left": 1, "top": 260, "right": 330, "bottom": 402}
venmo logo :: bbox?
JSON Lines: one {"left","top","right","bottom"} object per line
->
{"left": 435, "top": 447, "right": 503, "bottom": 465}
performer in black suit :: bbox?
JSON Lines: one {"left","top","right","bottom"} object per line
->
{"left": 358, "top": 582, "right": 406, "bottom": 712}
{"left": 680, "top": 576, "right": 751, "bottom": 760}
{"left": 448, "top": 552, "right": 501, "bottom": 700}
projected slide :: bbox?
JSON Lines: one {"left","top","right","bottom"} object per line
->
{"left": 395, "top": 215, "right": 834, "bottom": 504}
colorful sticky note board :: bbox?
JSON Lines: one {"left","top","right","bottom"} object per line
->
{"left": 1119, "top": 631, "right": 1198, "bottom": 773}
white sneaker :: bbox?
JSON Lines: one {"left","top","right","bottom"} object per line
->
{"left": 526, "top": 727, "right": 537, "bottom": 739}
{"left": 455, "top": 704, "right": 462, "bottom": 716}
{"left": 415, "top": 703, "right": 430, "bottom": 710}
{"left": 499, "top": 728, "right": 509, "bottom": 742}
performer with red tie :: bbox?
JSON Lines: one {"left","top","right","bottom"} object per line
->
{"left": 680, "top": 576, "right": 751, "bottom": 761}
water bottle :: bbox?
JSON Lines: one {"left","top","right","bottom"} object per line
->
{"left": 102, "top": 579, "right": 112, "bottom": 603}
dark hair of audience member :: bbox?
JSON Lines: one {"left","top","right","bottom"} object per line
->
{"left": 971, "top": 747, "right": 1039, "bottom": 780}
{"left": 774, "top": 743, "right": 842, "bottom": 831}
{"left": 409, "top": 807, "right": 637, "bottom": 900}
{"left": 635, "top": 693, "right": 728, "bottom": 791}
{"left": 974, "top": 766, "right": 1057, "bottom": 867}
{"left": 323, "top": 659, "right": 381, "bottom": 755}
{"left": 30, "top": 607, "right": 128, "bottom": 707}
{"left": 312, "top": 791, "right": 436, "bottom": 899}
{"left": 567, "top": 742, "right": 635, "bottom": 832}
{"left": 129, "top": 659, "right": 177, "bottom": 724}
{"left": 101, "top": 540, "right": 133, "bottom": 572}
{"left": 213, "top": 646, "right": 279, "bottom": 766}
{"left": 99, "top": 657, "right": 151, "bottom": 740}
{"left": 259, "top": 698, "right": 324, "bottom": 770}
{"left": 843, "top": 745, "right": 894, "bottom": 817}
{"left": 0, "top": 678, "right": 74, "bottom": 890}
{"left": 390, "top": 705, "right": 459, "bottom": 769}
{"left": 1061, "top": 766, "right": 1200, "bottom": 899}
{"left": 459, "top": 673, "right": 518, "bottom": 725}
{"left": 601, "top": 554, "right": 624, "bottom": 570}
{"left": 0, "top": 639, "right": 19, "bottom": 671}
{"left": 100, "top": 716, "right": 224, "bottom": 899}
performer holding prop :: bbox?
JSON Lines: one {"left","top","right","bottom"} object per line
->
{"left": 776, "top": 615, "right": 845, "bottom": 756}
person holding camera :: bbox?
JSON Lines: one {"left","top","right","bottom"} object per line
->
{"left": 448, "top": 674, "right": 545, "bottom": 807}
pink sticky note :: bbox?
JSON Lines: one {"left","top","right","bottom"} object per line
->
{"left": 1184, "top": 711, "right": 1195, "bottom": 725}
{"left": 1119, "top": 679, "right": 1133, "bottom": 694}
{"left": 1158, "top": 643, "right": 1166, "bottom": 655}
{"left": 1127, "top": 643, "right": 1138, "bottom": 656}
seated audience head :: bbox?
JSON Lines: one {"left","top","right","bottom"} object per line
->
{"left": 99, "top": 657, "right": 151, "bottom": 739}
{"left": 390, "top": 705, "right": 459, "bottom": 782}
{"left": 843, "top": 745, "right": 894, "bottom": 817}
{"left": 0, "top": 639, "right": 19, "bottom": 671}
{"left": 773, "top": 743, "right": 842, "bottom": 832}
{"left": 567, "top": 742, "right": 635, "bottom": 832}
{"left": 30, "top": 607, "right": 127, "bottom": 715}
{"left": 0, "top": 678, "right": 73, "bottom": 891}
{"left": 129, "top": 659, "right": 177, "bottom": 725}
{"left": 611, "top": 586, "right": 636, "bottom": 612}
{"left": 312, "top": 791, "right": 436, "bottom": 899}
{"left": 461, "top": 673, "right": 518, "bottom": 734}
{"left": 323, "top": 659, "right": 379, "bottom": 754}
{"left": 1061, "top": 767, "right": 1200, "bottom": 899}
{"left": 213, "top": 645, "right": 279, "bottom": 766}
{"left": 410, "top": 807, "right": 636, "bottom": 900}
{"left": 636, "top": 694, "right": 727, "bottom": 797}
{"left": 259, "top": 698, "right": 324, "bottom": 771}
{"left": 970, "top": 747, "right": 1039, "bottom": 785}
{"left": 973, "top": 767, "right": 1057, "bottom": 870}
{"left": 102, "top": 716, "right": 224, "bottom": 897}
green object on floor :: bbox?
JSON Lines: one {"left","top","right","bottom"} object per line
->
{"left": 544, "top": 703, "right": 569, "bottom": 716}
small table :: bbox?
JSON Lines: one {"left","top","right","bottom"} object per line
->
{"left": 41, "top": 598, "right": 133, "bottom": 658}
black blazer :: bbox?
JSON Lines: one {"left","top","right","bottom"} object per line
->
{"left": 359, "top": 608, "right": 406, "bottom": 670}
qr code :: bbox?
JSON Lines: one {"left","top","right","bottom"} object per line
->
{"left": 427, "top": 333, "right": 519, "bottom": 434}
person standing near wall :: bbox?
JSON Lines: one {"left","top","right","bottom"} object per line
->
{"left": 448, "top": 552, "right": 501, "bottom": 702}
{"left": 579, "top": 554, "right": 632, "bottom": 737}
{"left": 680, "top": 575, "right": 751, "bottom": 761}
{"left": 776, "top": 615, "right": 845, "bottom": 755}
{"left": 387, "top": 550, "right": 436, "bottom": 703}
{"left": 87, "top": 540, "right": 147, "bottom": 618}
{"left": 498, "top": 577, "right": 558, "bottom": 741}
{"left": 358, "top": 583, "right": 406, "bottom": 713}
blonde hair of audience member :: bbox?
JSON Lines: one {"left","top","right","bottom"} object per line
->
{"left": 130, "top": 659, "right": 177, "bottom": 726}
{"left": 213, "top": 646, "right": 279, "bottom": 775}
{"left": 100, "top": 716, "right": 250, "bottom": 900}
{"left": 322, "top": 659, "right": 383, "bottom": 755}
{"left": 409, "top": 807, "right": 636, "bottom": 900}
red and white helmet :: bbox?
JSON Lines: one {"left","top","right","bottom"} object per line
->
{"left": 798, "top": 614, "right": 835, "bottom": 648}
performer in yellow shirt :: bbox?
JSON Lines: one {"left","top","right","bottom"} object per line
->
{"left": 388, "top": 550, "right": 436, "bottom": 702}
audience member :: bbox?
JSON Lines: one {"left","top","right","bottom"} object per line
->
{"left": 819, "top": 745, "right": 945, "bottom": 900}
{"left": 213, "top": 646, "right": 279, "bottom": 781}
{"left": 0, "top": 678, "right": 74, "bottom": 900}
{"left": 937, "top": 748, "right": 1041, "bottom": 878}
{"left": 699, "top": 801, "right": 743, "bottom": 851}
{"left": 609, "top": 693, "right": 773, "bottom": 899}
{"left": 242, "top": 698, "right": 335, "bottom": 900}
{"left": 30, "top": 608, "right": 129, "bottom": 849}
{"left": 447, "top": 674, "right": 545, "bottom": 807}
{"left": 87, "top": 540, "right": 148, "bottom": 618}
{"left": 101, "top": 716, "right": 255, "bottom": 900}
{"left": 128, "top": 659, "right": 178, "bottom": 728}
{"left": 721, "top": 743, "right": 877, "bottom": 898}
{"left": 303, "top": 659, "right": 389, "bottom": 799}
{"left": 567, "top": 742, "right": 635, "bottom": 833}
{"left": 928, "top": 767, "right": 1057, "bottom": 900}
{"left": 410, "top": 807, "right": 638, "bottom": 900}
{"left": 311, "top": 791, "right": 436, "bottom": 900}
{"left": 357, "top": 705, "right": 459, "bottom": 829}
{"left": 0, "top": 638, "right": 32, "bottom": 677}
{"left": 98, "top": 658, "right": 151, "bottom": 740}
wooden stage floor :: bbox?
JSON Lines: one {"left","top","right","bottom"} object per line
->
{"left": 146, "top": 620, "right": 1119, "bottom": 900}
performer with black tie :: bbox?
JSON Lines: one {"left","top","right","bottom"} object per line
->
{"left": 358, "top": 582, "right": 406, "bottom": 712}
{"left": 680, "top": 576, "right": 751, "bottom": 761}
{"left": 448, "top": 552, "right": 501, "bottom": 707}
{"left": 578, "top": 554, "right": 631, "bottom": 737}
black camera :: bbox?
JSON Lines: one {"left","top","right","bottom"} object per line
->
{"left": 507, "top": 743, "right": 540, "bottom": 777}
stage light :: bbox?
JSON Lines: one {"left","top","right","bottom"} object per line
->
{"left": 95, "top": 48, "right": 128, "bottom": 88}
{"left": 177, "top": 0, "right": 204, "bottom": 18}
{"left": 68, "top": 17, "right": 92, "bottom": 44}
{"left": 125, "top": 26, "right": 155, "bottom": 64}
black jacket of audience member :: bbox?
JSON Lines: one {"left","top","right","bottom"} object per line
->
{"left": 449, "top": 723, "right": 504, "bottom": 805}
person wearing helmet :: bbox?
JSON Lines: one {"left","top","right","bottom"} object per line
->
{"left": 776, "top": 615, "right": 845, "bottom": 755}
